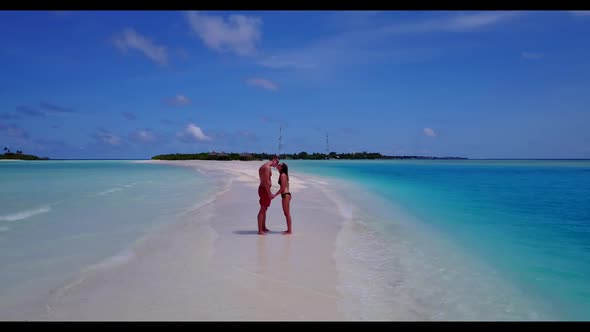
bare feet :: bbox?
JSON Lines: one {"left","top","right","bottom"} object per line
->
{"left": 258, "top": 231, "right": 266, "bottom": 235}
{"left": 282, "top": 230, "right": 292, "bottom": 235}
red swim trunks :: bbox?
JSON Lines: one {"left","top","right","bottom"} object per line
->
{"left": 258, "top": 185, "right": 271, "bottom": 207}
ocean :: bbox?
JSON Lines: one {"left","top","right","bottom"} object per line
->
{"left": 288, "top": 159, "right": 590, "bottom": 320}
{"left": 0, "top": 160, "right": 223, "bottom": 316}
{"left": 1, "top": 159, "right": 589, "bottom": 320}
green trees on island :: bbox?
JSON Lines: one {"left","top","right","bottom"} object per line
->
{"left": 151, "top": 151, "right": 467, "bottom": 161}
{"left": 1, "top": 147, "right": 48, "bottom": 160}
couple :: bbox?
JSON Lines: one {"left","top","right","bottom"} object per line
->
{"left": 257, "top": 155, "right": 292, "bottom": 235}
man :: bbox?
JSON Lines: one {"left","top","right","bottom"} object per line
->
{"left": 257, "top": 155, "right": 279, "bottom": 235}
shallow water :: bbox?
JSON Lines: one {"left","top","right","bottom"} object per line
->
{"left": 0, "top": 160, "right": 222, "bottom": 315}
{"left": 289, "top": 159, "right": 590, "bottom": 320}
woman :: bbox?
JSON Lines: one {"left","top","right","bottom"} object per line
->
{"left": 273, "top": 163, "right": 292, "bottom": 234}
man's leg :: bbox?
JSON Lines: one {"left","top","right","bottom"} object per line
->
{"left": 262, "top": 212, "right": 270, "bottom": 232}
{"left": 261, "top": 190, "right": 270, "bottom": 232}
{"left": 257, "top": 206, "right": 267, "bottom": 235}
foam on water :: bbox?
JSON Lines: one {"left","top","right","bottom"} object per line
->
{"left": 95, "top": 187, "right": 124, "bottom": 196}
{"left": 0, "top": 206, "right": 52, "bottom": 222}
{"left": 327, "top": 179, "right": 552, "bottom": 320}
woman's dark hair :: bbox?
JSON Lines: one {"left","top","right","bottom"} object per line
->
{"left": 278, "top": 163, "right": 289, "bottom": 185}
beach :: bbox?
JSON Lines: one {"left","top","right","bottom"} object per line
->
{"left": 38, "top": 160, "right": 347, "bottom": 320}
{"left": 2, "top": 159, "right": 588, "bottom": 321}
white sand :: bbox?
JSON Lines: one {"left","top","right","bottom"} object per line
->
{"left": 40, "top": 160, "right": 349, "bottom": 321}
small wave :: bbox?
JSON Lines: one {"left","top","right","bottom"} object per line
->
{"left": 0, "top": 226, "right": 10, "bottom": 232}
{"left": 0, "top": 206, "right": 51, "bottom": 222}
{"left": 333, "top": 198, "right": 355, "bottom": 220}
{"left": 50, "top": 249, "right": 136, "bottom": 300}
{"left": 93, "top": 250, "right": 136, "bottom": 269}
{"left": 177, "top": 179, "right": 233, "bottom": 217}
{"left": 316, "top": 183, "right": 356, "bottom": 221}
{"left": 96, "top": 187, "right": 124, "bottom": 196}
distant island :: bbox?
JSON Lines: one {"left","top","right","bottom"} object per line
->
{"left": 1, "top": 147, "right": 49, "bottom": 160}
{"left": 151, "top": 152, "right": 467, "bottom": 161}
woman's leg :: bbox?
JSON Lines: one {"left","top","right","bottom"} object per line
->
{"left": 282, "top": 195, "right": 292, "bottom": 234}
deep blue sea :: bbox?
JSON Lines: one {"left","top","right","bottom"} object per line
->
{"left": 288, "top": 159, "right": 590, "bottom": 320}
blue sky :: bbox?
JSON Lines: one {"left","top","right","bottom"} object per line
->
{"left": 1, "top": 10, "right": 590, "bottom": 159}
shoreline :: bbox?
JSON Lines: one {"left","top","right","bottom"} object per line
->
{"left": 40, "top": 160, "right": 349, "bottom": 320}
{"left": 1, "top": 159, "right": 561, "bottom": 320}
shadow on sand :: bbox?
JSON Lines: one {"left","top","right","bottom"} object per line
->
{"left": 233, "top": 230, "right": 283, "bottom": 235}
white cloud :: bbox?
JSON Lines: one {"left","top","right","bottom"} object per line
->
{"left": 184, "top": 11, "right": 262, "bottom": 56}
{"left": 258, "top": 12, "right": 518, "bottom": 73}
{"left": 51, "top": 11, "right": 73, "bottom": 18}
{"left": 382, "top": 11, "right": 519, "bottom": 34}
{"left": 443, "top": 11, "right": 519, "bottom": 31}
{"left": 569, "top": 11, "right": 590, "bottom": 16}
{"left": 94, "top": 130, "right": 121, "bottom": 145}
{"left": 178, "top": 123, "right": 212, "bottom": 142}
{"left": 113, "top": 28, "right": 168, "bottom": 66}
{"left": 329, "top": 11, "right": 383, "bottom": 28}
{"left": 130, "top": 129, "right": 157, "bottom": 143}
{"left": 521, "top": 51, "right": 544, "bottom": 60}
{"left": 167, "top": 94, "right": 191, "bottom": 107}
{"left": 423, "top": 128, "right": 437, "bottom": 137}
{"left": 246, "top": 77, "right": 279, "bottom": 91}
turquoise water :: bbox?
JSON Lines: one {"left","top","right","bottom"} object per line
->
{"left": 288, "top": 160, "right": 590, "bottom": 320}
{"left": 2, "top": 159, "right": 588, "bottom": 320}
{"left": 0, "top": 160, "right": 220, "bottom": 311}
